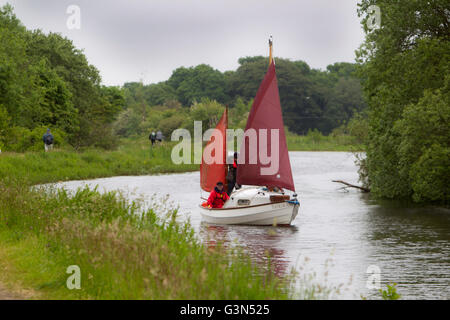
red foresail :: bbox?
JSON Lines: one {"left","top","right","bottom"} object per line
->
{"left": 200, "top": 109, "right": 228, "bottom": 192}
{"left": 236, "top": 62, "right": 295, "bottom": 192}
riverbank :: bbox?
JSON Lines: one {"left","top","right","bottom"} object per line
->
{"left": 0, "top": 179, "right": 303, "bottom": 299}
{"left": 0, "top": 135, "right": 362, "bottom": 186}
{"left": 286, "top": 132, "right": 364, "bottom": 152}
{"left": 0, "top": 138, "right": 360, "bottom": 300}
{"left": 0, "top": 139, "right": 198, "bottom": 185}
{"left": 0, "top": 141, "right": 302, "bottom": 300}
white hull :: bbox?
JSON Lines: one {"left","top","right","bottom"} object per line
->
{"left": 199, "top": 187, "right": 300, "bottom": 226}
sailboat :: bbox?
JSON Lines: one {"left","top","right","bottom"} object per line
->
{"left": 199, "top": 38, "right": 300, "bottom": 226}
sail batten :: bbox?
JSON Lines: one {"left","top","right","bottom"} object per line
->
{"left": 236, "top": 62, "right": 295, "bottom": 192}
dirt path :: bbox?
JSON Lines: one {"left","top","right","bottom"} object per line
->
{"left": 0, "top": 283, "right": 24, "bottom": 300}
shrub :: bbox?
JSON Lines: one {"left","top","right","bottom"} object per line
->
{"left": 6, "top": 126, "right": 67, "bottom": 152}
{"left": 394, "top": 86, "right": 449, "bottom": 203}
{"left": 157, "top": 114, "right": 185, "bottom": 139}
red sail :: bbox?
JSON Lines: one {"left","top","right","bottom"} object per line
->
{"left": 200, "top": 109, "right": 228, "bottom": 192}
{"left": 237, "top": 62, "right": 295, "bottom": 191}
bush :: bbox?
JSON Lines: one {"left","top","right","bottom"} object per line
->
{"left": 113, "top": 108, "right": 142, "bottom": 137}
{"left": 379, "top": 283, "right": 401, "bottom": 300}
{"left": 4, "top": 126, "right": 67, "bottom": 152}
{"left": 157, "top": 114, "right": 185, "bottom": 139}
{"left": 306, "top": 129, "right": 324, "bottom": 143}
{"left": 394, "top": 86, "right": 449, "bottom": 203}
{"left": 0, "top": 104, "right": 10, "bottom": 150}
{"left": 410, "top": 144, "right": 449, "bottom": 203}
{"left": 90, "top": 123, "right": 118, "bottom": 150}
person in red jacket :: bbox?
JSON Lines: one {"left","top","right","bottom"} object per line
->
{"left": 207, "top": 181, "right": 230, "bottom": 209}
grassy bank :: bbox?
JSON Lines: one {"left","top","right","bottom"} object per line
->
{"left": 0, "top": 181, "right": 296, "bottom": 299}
{"left": 0, "top": 136, "right": 348, "bottom": 300}
{"left": 286, "top": 131, "right": 364, "bottom": 152}
{"left": 0, "top": 138, "right": 197, "bottom": 185}
{"left": 0, "top": 133, "right": 362, "bottom": 186}
{"left": 0, "top": 140, "right": 299, "bottom": 300}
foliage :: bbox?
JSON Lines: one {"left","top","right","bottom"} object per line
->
{"left": 332, "top": 112, "right": 369, "bottom": 145}
{"left": 0, "top": 137, "right": 197, "bottom": 185}
{"left": 6, "top": 126, "right": 67, "bottom": 152}
{"left": 168, "top": 64, "right": 227, "bottom": 106}
{"left": 188, "top": 98, "right": 225, "bottom": 133}
{"left": 226, "top": 58, "right": 366, "bottom": 135}
{"left": 356, "top": 0, "right": 449, "bottom": 203}
{"left": 395, "top": 85, "right": 450, "bottom": 202}
{"left": 157, "top": 113, "right": 186, "bottom": 139}
{"left": 286, "top": 128, "right": 364, "bottom": 152}
{"left": 379, "top": 283, "right": 401, "bottom": 300}
{"left": 0, "top": 5, "right": 125, "bottom": 151}
{"left": 122, "top": 58, "right": 366, "bottom": 137}
{"left": 0, "top": 104, "right": 10, "bottom": 150}
{"left": 0, "top": 179, "right": 296, "bottom": 299}
{"left": 1, "top": 4, "right": 367, "bottom": 153}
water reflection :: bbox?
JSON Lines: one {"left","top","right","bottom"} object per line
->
{"left": 361, "top": 199, "right": 450, "bottom": 300}
{"left": 200, "top": 223, "right": 298, "bottom": 278}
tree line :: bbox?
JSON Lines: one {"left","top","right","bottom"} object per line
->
{"left": 120, "top": 58, "right": 367, "bottom": 137}
{"left": 356, "top": 0, "right": 449, "bottom": 203}
{"left": 0, "top": 4, "right": 125, "bottom": 151}
{"left": 0, "top": 4, "right": 367, "bottom": 153}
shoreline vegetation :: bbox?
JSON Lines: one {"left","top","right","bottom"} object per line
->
{"left": 0, "top": 182, "right": 294, "bottom": 299}
{"left": 0, "top": 134, "right": 364, "bottom": 185}
{"left": 0, "top": 137, "right": 355, "bottom": 300}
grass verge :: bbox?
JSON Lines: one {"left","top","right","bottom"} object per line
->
{"left": 0, "top": 180, "right": 294, "bottom": 299}
{"left": 0, "top": 136, "right": 347, "bottom": 300}
{"left": 0, "top": 138, "right": 197, "bottom": 185}
{"left": 286, "top": 132, "right": 364, "bottom": 152}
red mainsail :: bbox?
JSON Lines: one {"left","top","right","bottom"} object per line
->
{"left": 236, "top": 61, "right": 295, "bottom": 192}
{"left": 200, "top": 108, "right": 228, "bottom": 192}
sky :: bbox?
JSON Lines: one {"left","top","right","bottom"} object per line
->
{"left": 3, "top": 0, "right": 366, "bottom": 86}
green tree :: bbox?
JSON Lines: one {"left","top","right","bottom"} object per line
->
{"left": 168, "top": 64, "right": 228, "bottom": 105}
{"left": 395, "top": 83, "right": 449, "bottom": 202}
{"left": 356, "top": 0, "right": 450, "bottom": 202}
{"left": 0, "top": 4, "right": 33, "bottom": 124}
{"left": 143, "top": 82, "right": 177, "bottom": 106}
{"left": 188, "top": 98, "right": 225, "bottom": 133}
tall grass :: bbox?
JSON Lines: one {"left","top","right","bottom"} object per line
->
{"left": 286, "top": 130, "right": 364, "bottom": 152}
{"left": 0, "top": 136, "right": 346, "bottom": 300}
{"left": 0, "top": 138, "right": 197, "bottom": 185}
{"left": 0, "top": 181, "right": 295, "bottom": 299}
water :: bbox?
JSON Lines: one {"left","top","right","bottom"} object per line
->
{"left": 54, "top": 152, "right": 450, "bottom": 300}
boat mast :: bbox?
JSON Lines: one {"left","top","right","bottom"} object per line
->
{"left": 269, "top": 35, "right": 273, "bottom": 65}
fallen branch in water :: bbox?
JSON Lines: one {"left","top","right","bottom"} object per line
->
{"left": 332, "top": 180, "right": 370, "bottom": 193}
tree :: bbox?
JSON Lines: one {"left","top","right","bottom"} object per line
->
{"left": 143, "top": 82, "right": 177, "bottom": 106}
{"left": 394, "top": 82, "right": 450, "bottom": 202}
{"left": 189, "top": 98, "right": 224, "bottom": 128}
{"left": 356, "top": 0, "right": 450, "bottom": 202}
{"left": 0, "top": 104, "right": 10, "bottom": 149}
{"left": 227, "top": 57, "right": 366, "bottom": 135}
{"left": 168, "top": 64, "right": 228, "bottom": 105}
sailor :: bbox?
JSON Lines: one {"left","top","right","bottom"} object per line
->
{"left": 226, "top": 152, "right": 240, "bottom": 196}
{"left": 206, "top": 181, "right": 230, "bottom": 209}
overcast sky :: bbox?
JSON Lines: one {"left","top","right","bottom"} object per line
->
{"left": 3, "top": 0, "right": 366, "bottom": 86}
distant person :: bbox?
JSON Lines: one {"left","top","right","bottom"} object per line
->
{"left": 42, "top": 128, "right": 54, "bottom": 152}
{"left": 149, "top": 131, "right": 156, "bottom": 146}
{"left": 206, "top": 181, "right": 230, "bottom": 209}
{"left": 226, "top": 152, "right": 240, "bottom": 196}
{"left": 156, "top": 131, "right": 163, "bottom": 143}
